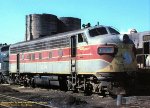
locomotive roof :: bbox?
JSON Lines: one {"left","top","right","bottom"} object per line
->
{"left": 11, "top": 25, "right": 110, "bottom": 47}
{"left": 0, "top": 45, "right": 10, "bottom": 50}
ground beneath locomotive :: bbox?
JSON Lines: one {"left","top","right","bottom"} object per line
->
{"left": 1, "top": 84, "right": 150, "bottom": 108}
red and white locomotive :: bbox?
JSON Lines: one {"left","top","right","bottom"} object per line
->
{"left": 9, "top": 25, "right": 137, "bottom": 95}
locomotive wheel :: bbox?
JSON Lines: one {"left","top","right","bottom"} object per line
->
{"left": 23, "top": 80, "right": 28, "bottom": 87}
{"left": 59, "top": 77, "right": 68, "bottom": 91}
{"left": 73, "top": 85, "right": 79, "bottom": 93}
{"left": 31, "top": 78, "right": 35, "bottom": 88}
{"left": 107, "top": 82, "right": 126, "bottom": 97}
{"left": 0, "top": 74, "right": 2, "bottom": 84}
{"left": 84, "top": 83, "right": 93, "bottom": 96}
{"left": 100, "top": 89, "right": 107, "bottom": 97}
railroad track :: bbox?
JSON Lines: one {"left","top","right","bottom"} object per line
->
{"left": 0, "top": 93, "right": 56, "bottom": 108}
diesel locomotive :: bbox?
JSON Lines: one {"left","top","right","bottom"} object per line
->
{"left": 1, "top": 25, "right": 137, "bottom": 95}
{"left": 129, "top": 31, "right": 150, "bottom": 87}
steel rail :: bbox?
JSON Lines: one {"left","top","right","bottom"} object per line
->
{"left": 0, "top": 93, "right": 57, "bottom": 108}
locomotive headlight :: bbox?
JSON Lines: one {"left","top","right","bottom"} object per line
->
{"left": 98, "top": 46, "right": 115, "bottom": 55}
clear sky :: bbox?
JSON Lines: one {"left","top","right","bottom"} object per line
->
{"left": 0, "top": 0, "right": 150, "bottom": 44}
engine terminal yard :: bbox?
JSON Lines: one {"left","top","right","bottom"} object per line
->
{"left": 0, "top": 12, "right": 150, "bottom": 107}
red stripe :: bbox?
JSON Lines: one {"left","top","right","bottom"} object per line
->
{"left": 9, "top": 45, "right": 114, "bottom": 64}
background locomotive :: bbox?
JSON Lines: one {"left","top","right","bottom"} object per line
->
{"left": 129, "top": 31, "right": 150, "bottom": 88}
{"left": 129, "top": 30, "right": 150, "bottom": 68}
{"left": 0, "top": 44, "right": 9, "bottom": 83}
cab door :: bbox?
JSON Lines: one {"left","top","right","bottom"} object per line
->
{"left": 76, "top": 33, "right": 89, "bottom": 73}
{"left": 70, "top": 35, "right": 77, "bottom": 74}
{"left": 70, "top": 35, "right": 77, "bottom": 86}
{"left": 70, "top": 34, "right": 88, "bottom": 74}
{"left": 16, "top": 53, "right": 20, "bottom": 73}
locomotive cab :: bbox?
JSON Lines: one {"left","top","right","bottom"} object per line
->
{"left": 86, "top": 26, "right": 137, "bottom": 73}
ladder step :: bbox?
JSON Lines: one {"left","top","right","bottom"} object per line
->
{"left": 70, "top": 59, "right": 77, "bottom": 85}
{"left": 71, "top": 64, "right": 76, "bottom": 67}
{"left": 76, "top": 85, "right": 84, "bottom": 89}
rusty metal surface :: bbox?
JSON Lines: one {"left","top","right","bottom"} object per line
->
{"left": 58, "top": 17, "right": 81, "bottom": 33}
{"left": 26, "top": 14, "right": 58, "bottom": 41}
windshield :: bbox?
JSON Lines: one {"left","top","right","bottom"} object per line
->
{"left": 89, "top": 27, "right": 108, "bottom": 37}
{"left": 108, "top": 27, "right": 120, "bottom": 35}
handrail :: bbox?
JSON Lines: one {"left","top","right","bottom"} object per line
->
{"left": 136, "top": 54, "right": 150, "bottom": 69}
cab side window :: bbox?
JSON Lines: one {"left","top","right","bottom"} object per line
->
{"left": 78, "top": 33, "right": 84, "bottom": 43}
{"left": 39, "top": 53, "right": 42, "bottom": 60}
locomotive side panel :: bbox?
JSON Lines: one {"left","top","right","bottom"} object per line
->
{"left": 9, "top": 36, "right": 71, "bottom": 74}
{"left": 76, "top": 44, "right": 112, "bottom": 74}
{"left": 9, "top": 54, "right": 17, "bottom": 73}
{"left": 10, "top": 51, "right": 71, "bottom": 74}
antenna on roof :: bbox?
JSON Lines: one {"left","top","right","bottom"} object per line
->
{"left": 82, "top": 23, "right": 91, "bottom": 28}
{"left": 95, "top": 22, "right": 100, "bottom": 26}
